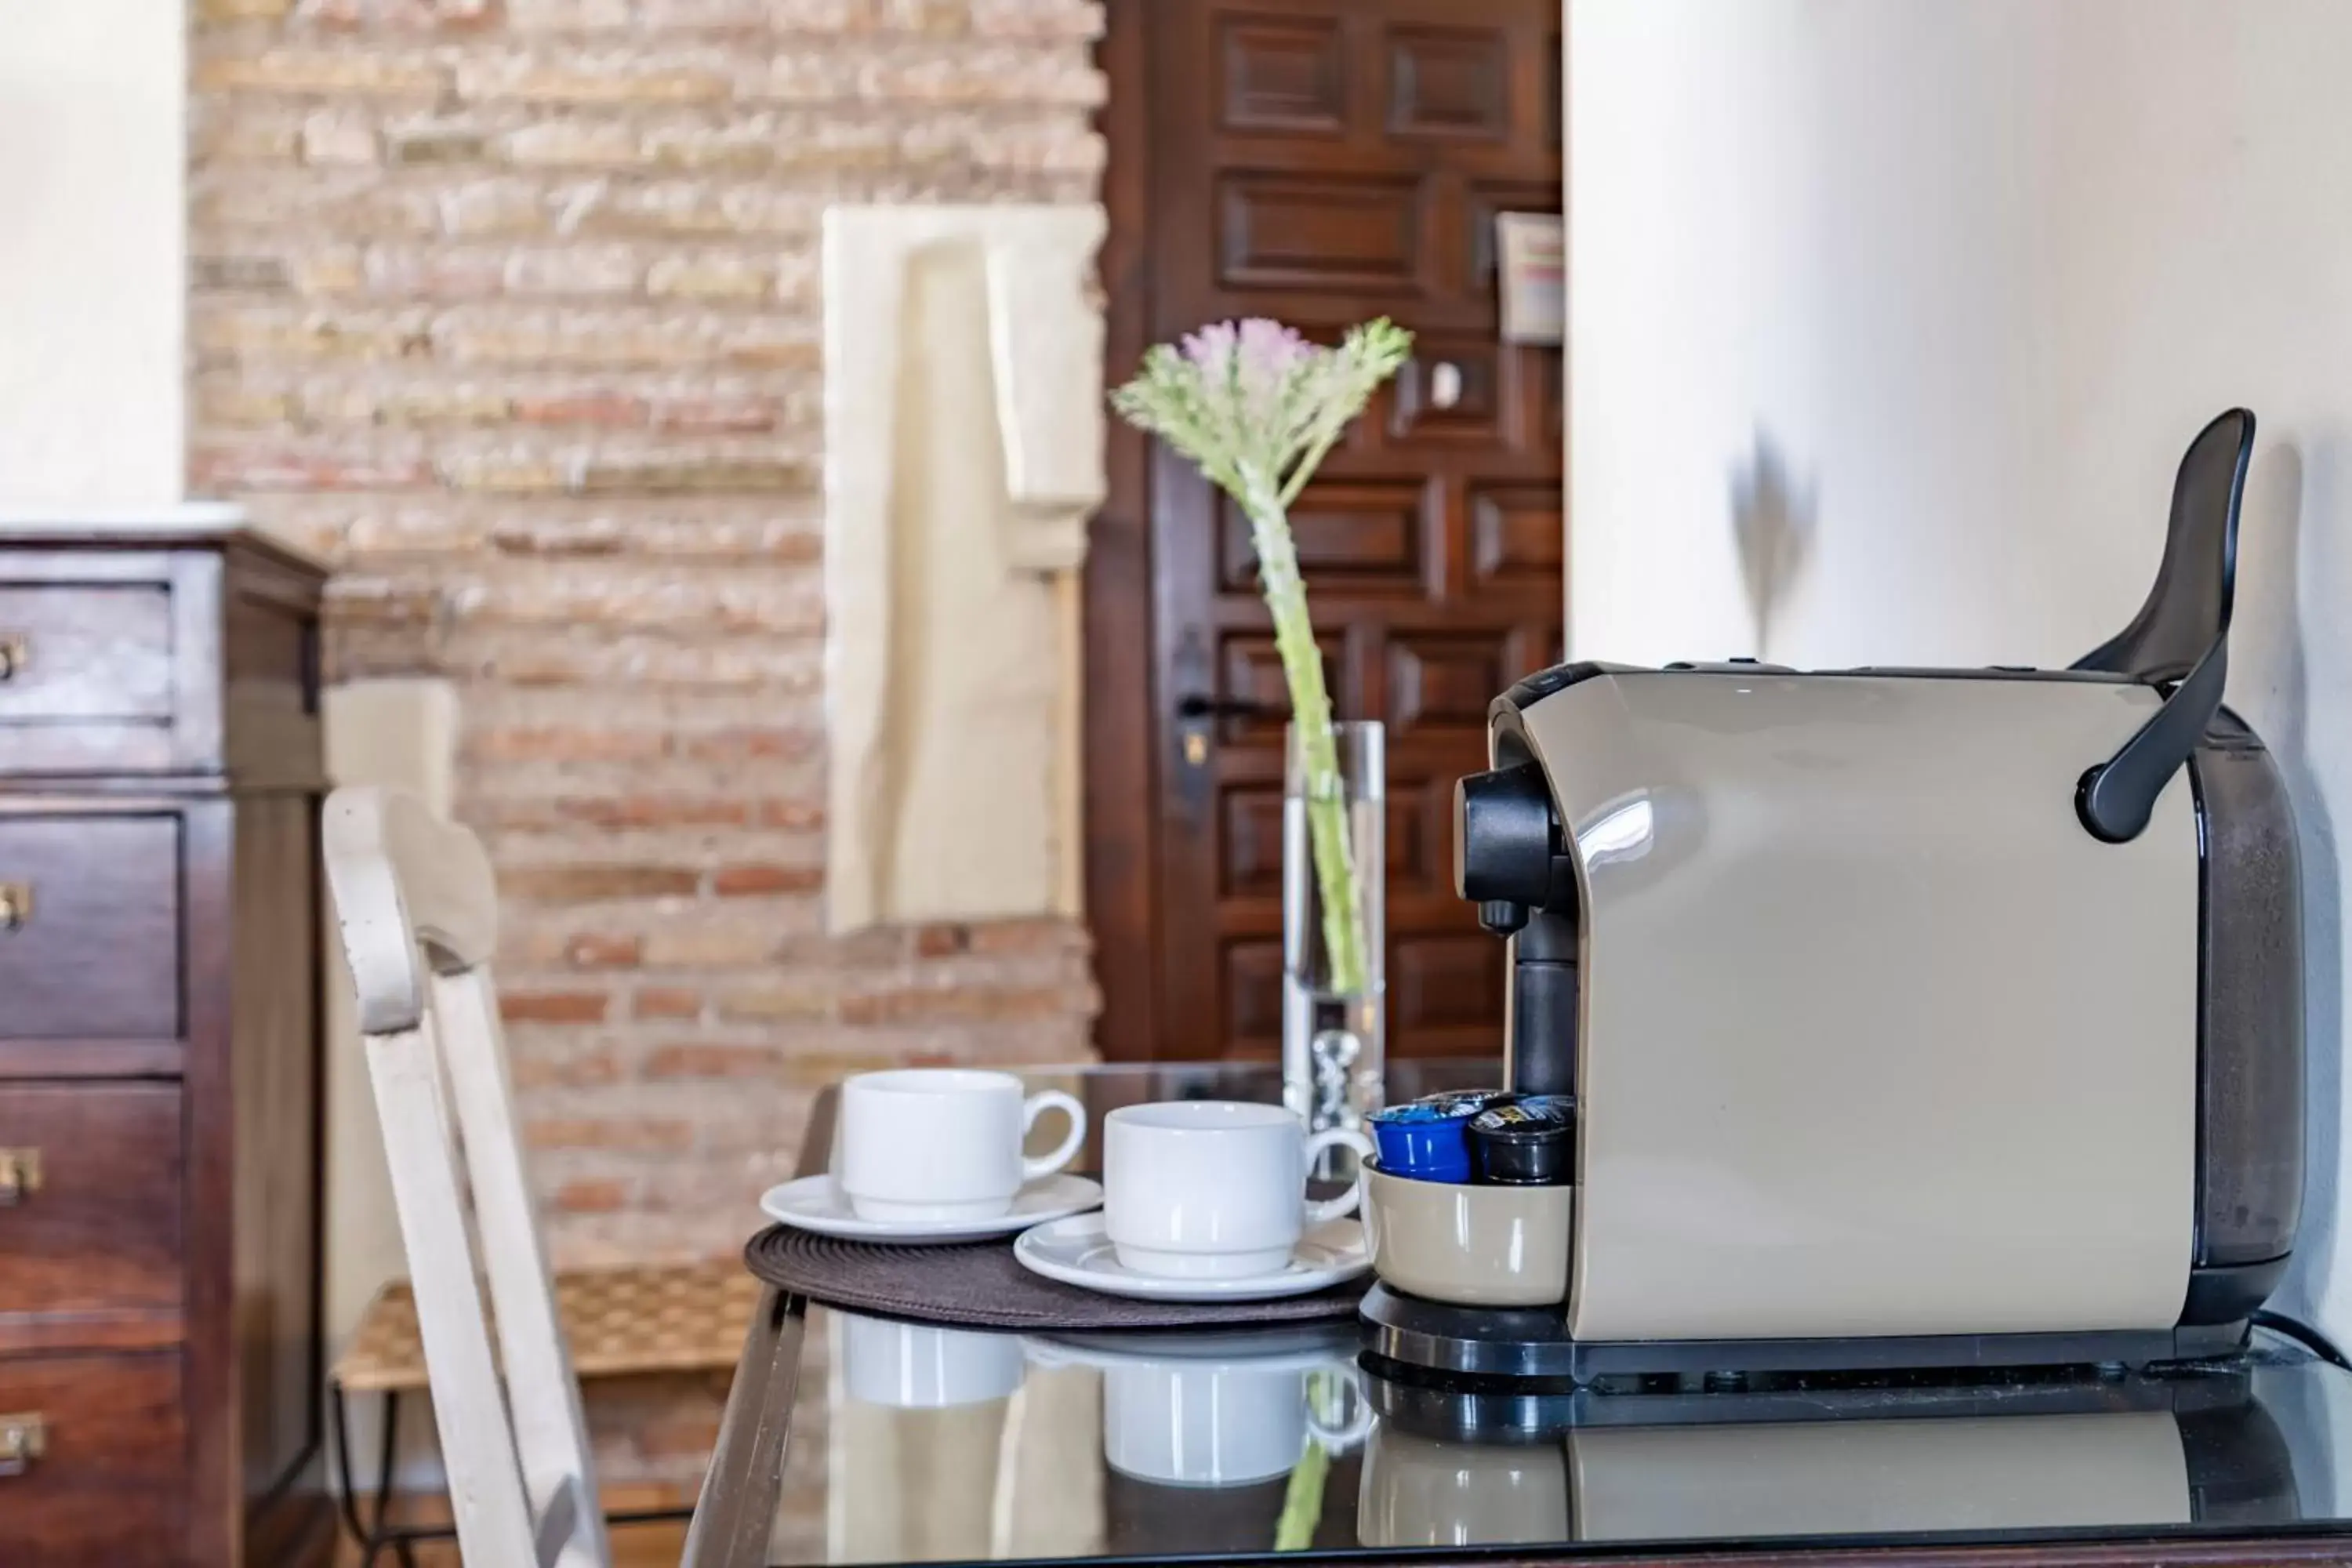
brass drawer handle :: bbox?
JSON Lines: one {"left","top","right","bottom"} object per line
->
{"left": 0, "top": 634, "right": 25, "bottom": 681}
{"left": 0, "top": 1413, "right": 45, "bottom": 1477}
{"left": 0, "top": 884, "right": 27, "bottom": 931}
{"left": 0, "top": 1149, "right": 42, "bottom": 1207}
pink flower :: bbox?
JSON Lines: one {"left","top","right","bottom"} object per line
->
{"left": 1180, "top": 320, "right": 1240, "bottom": 376}
{"left": 1236, "top": 318, "right": 1310, "bottom": 379}
{"left": 1182, "top": 318, "right": 1312, "bottom": 426}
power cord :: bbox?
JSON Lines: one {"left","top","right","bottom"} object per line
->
{"left": 2252, "top": 1308, "right": 2352, "bottom": 1370}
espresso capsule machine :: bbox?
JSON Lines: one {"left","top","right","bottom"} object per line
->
{"left": 1360, "top": 408, "right": 2304, "bottom": 1384}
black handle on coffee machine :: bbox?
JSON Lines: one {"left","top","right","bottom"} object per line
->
{"left": 1456, "top": 761, "right": 1580, "bottom": 1097}
{"left": 1456, "top": 763, "right": 1557, "bottom": 931}
{"left": 2071, "top": 408, "right": 2254, "bottom": 844}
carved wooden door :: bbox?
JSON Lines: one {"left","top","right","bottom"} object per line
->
{"left": 1138, "top": 0, "right": 1566, "bottom": 1061}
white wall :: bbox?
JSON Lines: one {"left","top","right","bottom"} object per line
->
{"left": 0, "top": 3, "right": 186, "bottom": 508}
{"left": 1571, "top": 0, "right": 2352, "bottom": 1339}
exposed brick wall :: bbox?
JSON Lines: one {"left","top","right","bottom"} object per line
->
{"left": 191, "top": 0, "right": 1106, "bottom": 1265}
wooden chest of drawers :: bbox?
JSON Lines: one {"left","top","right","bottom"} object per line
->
{"left": 0, "top": 528, "right": 332, "bottom": 1566}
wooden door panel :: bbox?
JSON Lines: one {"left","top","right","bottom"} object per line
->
{"left": 1220, "top": 14, "right": 1350, "bottom": 134}
{"left": 1470, "top": 485, "right": 1566, "bottom": 585}
{"left": 1387, "top": 342, "right": 1512, "bottom": 446}
{"left": 1387, "top": 634, "right": 1508, "bottom": 739}
{"left": 1137, "top": 0, "right": 1563, "bottom": 1062}
{"left": 1212, "top": 783, "right": 1439, "bottom": 900}
{"left": 1206, "top": 592, "right": 1554, "bottom": 637}
{"left": 1384, "top": 777, "right": 1440, "bottom": 895}
{"left": 1218, "top": 172, "right": 1428, "bottom": 293}
{"left": 1385, "top": 27, "right": 1515, "bottom": 140}
{"left": 1223, "top": 938, "right": 1287, "bottom": 1054}
{"left": 1218, "top": 483, "right": 1433, "bottom": 597}
{"left": 1217, "top": 631, "right": 1348, "bottom": 735}
{"left": 1393, "top": 931, "right": 1509, "bottom": 1047}
{"left": 1220, "top": 788, "right": 1285, "bottom": 902}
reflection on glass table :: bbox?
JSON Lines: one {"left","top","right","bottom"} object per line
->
{"left": 826, "top": 1315, "right": 1369, "bottom": 1563}
{"left": 796, "top": 1314, "right": 2352, "bottom": 1565}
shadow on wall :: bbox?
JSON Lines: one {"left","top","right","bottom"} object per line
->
{"left": 1729, "top": 431, "right": 1819, "bottom": 662}
{"left": 2240, "top": 441, "right": 2347, "bottom": 1333}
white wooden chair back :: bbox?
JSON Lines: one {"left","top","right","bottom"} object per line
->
{"left": 322, "top": 786, "right": 612, "bottom": 1568}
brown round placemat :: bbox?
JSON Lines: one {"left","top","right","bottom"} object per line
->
{"left": 742, "top": 1225, "right": 1370, "bottom": 1330}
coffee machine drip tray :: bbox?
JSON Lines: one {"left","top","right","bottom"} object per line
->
{"left": 1359, "top": 1284, "right": 2252, "bottom": 1387}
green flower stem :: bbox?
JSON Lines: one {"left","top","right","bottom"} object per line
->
{"left": 1109, "top": 315, "right": 1411, "bottom": 1009}
{"left": 1278, "top": 426, "right": 1344, "bottom": 510}
{"left": 1243, "top": 478, "right": 1369, "bottom": 1000}
{"left": 1272, "top": 1437, "right": 1330, "bottom": 1552}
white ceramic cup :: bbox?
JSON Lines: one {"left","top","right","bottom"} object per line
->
{"left": 1104, "top": 1353, "right": 1368, "bottom": 1488}
{"left": 1357, "top": 1418, "right": 1570, "bottom": 1546}
{"left": 1103, "top": 1101, "right": 1374, "bottom": 1279}
{"left": 838, "top": 1312, "right": 1027, "bottom": 1410}
{"left": 838, "top": 1069, "right": 1085, "bottom": 1223}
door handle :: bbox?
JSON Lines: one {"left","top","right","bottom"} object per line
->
{"left": 1174, "top": 694, "right": 1291, "bottom": 767}
{"left": 0, "top": 1149, "right": 41, "bottom": 1207}
{"left": 1174, "top": 694, "right": 1291, "bottom": 768}
{"left": 1174, "top": 693, "right": 1290, "bottom": 724}
{"left": 1430, "top": 361, "right": 1464, "bottom": 411}
{"left": 0, "top": 1413, "right": 45, "bottom": 1477}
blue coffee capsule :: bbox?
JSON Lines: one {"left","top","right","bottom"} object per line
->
{"left": 1369, "top": 1090, "right": 1518, "bottom": 1182}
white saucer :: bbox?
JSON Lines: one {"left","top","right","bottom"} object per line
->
{"left": 760, "top": 1174, "right": 1103, "bottom": 1245}
{"left": 1012, "top": 1214, "right": 1369, "bottom": 1301}
{"left": 1025, "top": 1323, "right": 1359, "bottom": 1373}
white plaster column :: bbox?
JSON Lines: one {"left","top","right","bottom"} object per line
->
{"left": 821, "top": 205, "right": 1107, "bottom": 935}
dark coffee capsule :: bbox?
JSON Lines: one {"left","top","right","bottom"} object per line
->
{"left": 1467, "top": 1095, "right": 1575, "bottom": 1185}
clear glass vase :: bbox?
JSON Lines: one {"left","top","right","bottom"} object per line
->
{"left": 1281, "top": 720, "right": 1385, "bottom": 1151}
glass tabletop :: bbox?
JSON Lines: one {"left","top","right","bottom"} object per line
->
{"left": 685, "top": 1062, "right": 2352, "bottom": 1568}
